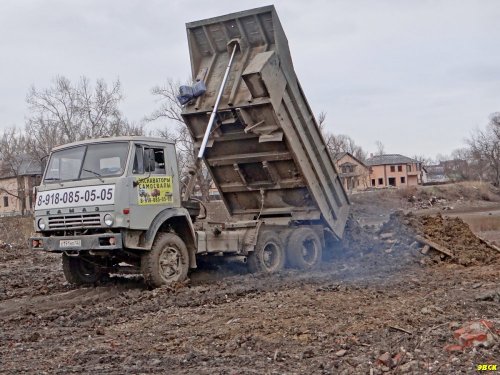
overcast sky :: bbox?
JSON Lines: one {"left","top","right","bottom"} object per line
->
{"left": 1, "top": 0, "right": 499, "bottom": 159}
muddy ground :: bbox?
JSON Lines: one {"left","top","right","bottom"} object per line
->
{"left": 1, "top": 183, "right": 500, "bottom": 374}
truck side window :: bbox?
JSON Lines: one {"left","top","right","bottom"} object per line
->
{"left": 132, "top": 146, "right": 166, "bottom": 175}
{"left": 151, "top": 148, "right": 166, "bottom": 174}
{"left": 132, "top": 145, "right": 144, "bottom": 174}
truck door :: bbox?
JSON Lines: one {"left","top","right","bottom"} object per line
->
{"left": 129, "top": 144, "right": 175, "bottom": 229}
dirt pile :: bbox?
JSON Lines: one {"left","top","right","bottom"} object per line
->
{"left": 329, "top": 216, "right": 421, "bottom": 275}
{"left": 334, "top": 211, "right": 500, "bottom": 268}
{"left": 380, "top": 212, "right": 500, "bottom": 266}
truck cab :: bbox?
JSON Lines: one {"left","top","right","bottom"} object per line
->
{"left": 30, "top": 136, "right": 198, "bottom": 287}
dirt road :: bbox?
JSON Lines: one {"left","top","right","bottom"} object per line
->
{"left": 1, "top": 184, "right": 499, "bottom": 374}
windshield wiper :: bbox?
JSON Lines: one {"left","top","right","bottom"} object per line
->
{"left": 82, "top": 168, "right": 104, "bottom": 182}
{"left": 44, "top": 177, "right": 60, "bottom": 181}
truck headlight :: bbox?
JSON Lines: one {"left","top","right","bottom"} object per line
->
{"left": 37, "top": 218, "right": 47, "bottom": 230}
{"left": 104, "top": 214, "right": 114, "bottom": 227}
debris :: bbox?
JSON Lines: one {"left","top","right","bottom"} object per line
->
{"left": 413, "top": 234, "right": 453, "bottom": 258}
{"left": 444, "top": 344, "right": 463, "bottom": 352}
{"left": 475, "top": 290, "right": 500, "bottom": 302}
{"left": 0, "top": 240, "right": 13, "bottom": 250}
{"left": 376, "top": 352, "right": 391, "bottom": 367}
{"left": 476, "top": 235, "right": 500, "bottom": 254}
{"left": 335, "top": 349, "right": 347, "bottom": 357}
{"left": 445, "top": 320, "right": 499, "bottom": 351}
{"left": 388, "top": 325, "right": 413, "bottom": 335}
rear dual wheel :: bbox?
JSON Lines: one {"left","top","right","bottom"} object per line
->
{"left": 286, "top": 228, "right": 322, "bottom": 270}
{"left": 247, "top": 231, "right": 285, "bottom": 274}
{"left": 247, "top": 228, "right": 323, "bottom": 274}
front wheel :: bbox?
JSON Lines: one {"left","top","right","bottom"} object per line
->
{"left": 141, "top": 232, "right": 189, "bottom": 287}
{"left": 62, "top": 254, "right": 107, "bottom": 285}
{"left": 248, "top": 230, "right": 285, "bottom": 274}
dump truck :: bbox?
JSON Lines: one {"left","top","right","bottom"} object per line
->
{"left": 29, "top": 5, "right": 350, "bottom": 287}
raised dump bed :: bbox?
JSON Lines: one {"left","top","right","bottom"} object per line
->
{"left": 181, "top": 5, "right": 349, "bottom": 239}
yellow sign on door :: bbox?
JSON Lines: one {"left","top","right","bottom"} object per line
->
{"left": 136, "top": 176, "right": 173, "bottom": 205}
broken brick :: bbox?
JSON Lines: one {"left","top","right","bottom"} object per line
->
{"left": 444, "top": 344, "right": 463, "bottom": 352}
{"left": 448, "top": 320, "right": 497, "bottom": 350}
{"left": 459, "top": 332, "right": 488, "bottom": 347}
{"left": 392, "top": 352, "right": 403, "bottom": 365}
{"left": 376, "top": 352, "right": 391, "bottom": 367}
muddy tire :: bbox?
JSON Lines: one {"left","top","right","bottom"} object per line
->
{"left": 286, "top": 228, "right": 322, "bottom": 270}
{"left": 248, "top": 231, "right": 285, "bottom": 274}
{"left": 62, "top": 254, "right": 106, "bottom": 285}
{"left": 141, "top": 232, "right": 189, "bottom": 287}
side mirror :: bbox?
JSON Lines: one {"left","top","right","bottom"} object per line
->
{"left": 144, "top": 149, "right": 156, "bottom": 172}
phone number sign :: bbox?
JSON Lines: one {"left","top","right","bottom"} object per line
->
{"left": 35, "top": 185, "right": 115, "bottom": 210}
{"left": 136, "top": 176, "right": 173, "bottom": 205}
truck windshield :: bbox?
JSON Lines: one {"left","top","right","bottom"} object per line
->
{"left": 44, "top": 143, "right": 129, "bottom": 182}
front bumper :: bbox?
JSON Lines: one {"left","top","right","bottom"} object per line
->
{"left": 29, "top": 233, "right": 123, "bottom": 252}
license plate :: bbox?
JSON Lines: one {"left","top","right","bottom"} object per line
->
{"left": 60, "top": 239, "right": 81, "bottom": 248}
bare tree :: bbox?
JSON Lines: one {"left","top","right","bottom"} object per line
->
{"left": 411, "top": 154, "right": 433, "bottom": 166}
{"left": 0, "top": 127, "right": 30, "bottom": 214}
{"left": 375, "top": 140, "right": 385, "bottom": 156}
{"left": 317, "top": 112, "right": 366, "bottom": 161}
{"left": 317, "top": 111, "right": 327, "bottom": 131}
{"left": 466, "top": 113, "right": 500, "bottom": 186}
{"left": 25, "top": 76, "right": 143, "bottom": 161}
{"left": 147, "top": 79, "right": 212, "bottom": 201}
{"left": 145, "top": 79, "right": 186, "bottom": 124}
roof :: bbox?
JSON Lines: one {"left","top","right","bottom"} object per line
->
{"left": 333, "top": 151, "right": 368, "bottom": 168}
{"left": 365, "top": 154, "right": 418, "bottom": 166}
{"left": 0, "top": 157, "right": 42, "bottom": 178}
{"left": 332, "top": 152, "right": 348, "bottom": 162}
{"left": 52, "top": 136, "right": 173, "bottom": 151}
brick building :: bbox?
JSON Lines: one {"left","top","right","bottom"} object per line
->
{"left": 366, "top": 154, "right": 423, "bottom": 188}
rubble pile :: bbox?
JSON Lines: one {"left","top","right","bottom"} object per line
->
{"left": 444, "top": 320, "right": 500, "bottom": 352}
{"left": 407, "top": 195, "right": 454, "bottom": 210}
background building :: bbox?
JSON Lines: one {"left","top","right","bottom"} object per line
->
{"left": 366, "top": 154, "right": 423, "bottom": 188}
{"left": 0, "top": 159, "right": 42, "bottom": 216}
{"left": 333, "top": 152, "right": 370, "bottom": 192}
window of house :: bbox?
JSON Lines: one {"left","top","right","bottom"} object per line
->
{"left": 388, "top": 177, "right": 396, "bottom": 187}
{"left": 390, "top": 166, "right": 395, "bottom": 172}
{"left": 407, "top": 165, "right": 412, "bottom": 172}
{"left": 397, "top": 165, "right": 402, "bottom": 172}
{"left": 341, "top": 165, "right": 354, "bottom": 173}
{"left": 378, "top": 178, "right": 383, "bottom": 185}
{"left": 3, "top": 196, "right": 8, "bottom": 207}
{"left": 371, "top": 179, "right": 375, "bottom": 187}
{"left": 401, "top": 176, "right": 406, "bottom": 184}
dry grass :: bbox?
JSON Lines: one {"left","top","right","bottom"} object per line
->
{"left": 460, "top": 215, "right": 500, "bottom": 232}
{"left": 417, "top": 181, "right": 500, "bottom": 202}
{"left": 0, "top": 216, "right": 33, "bottom": 246}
